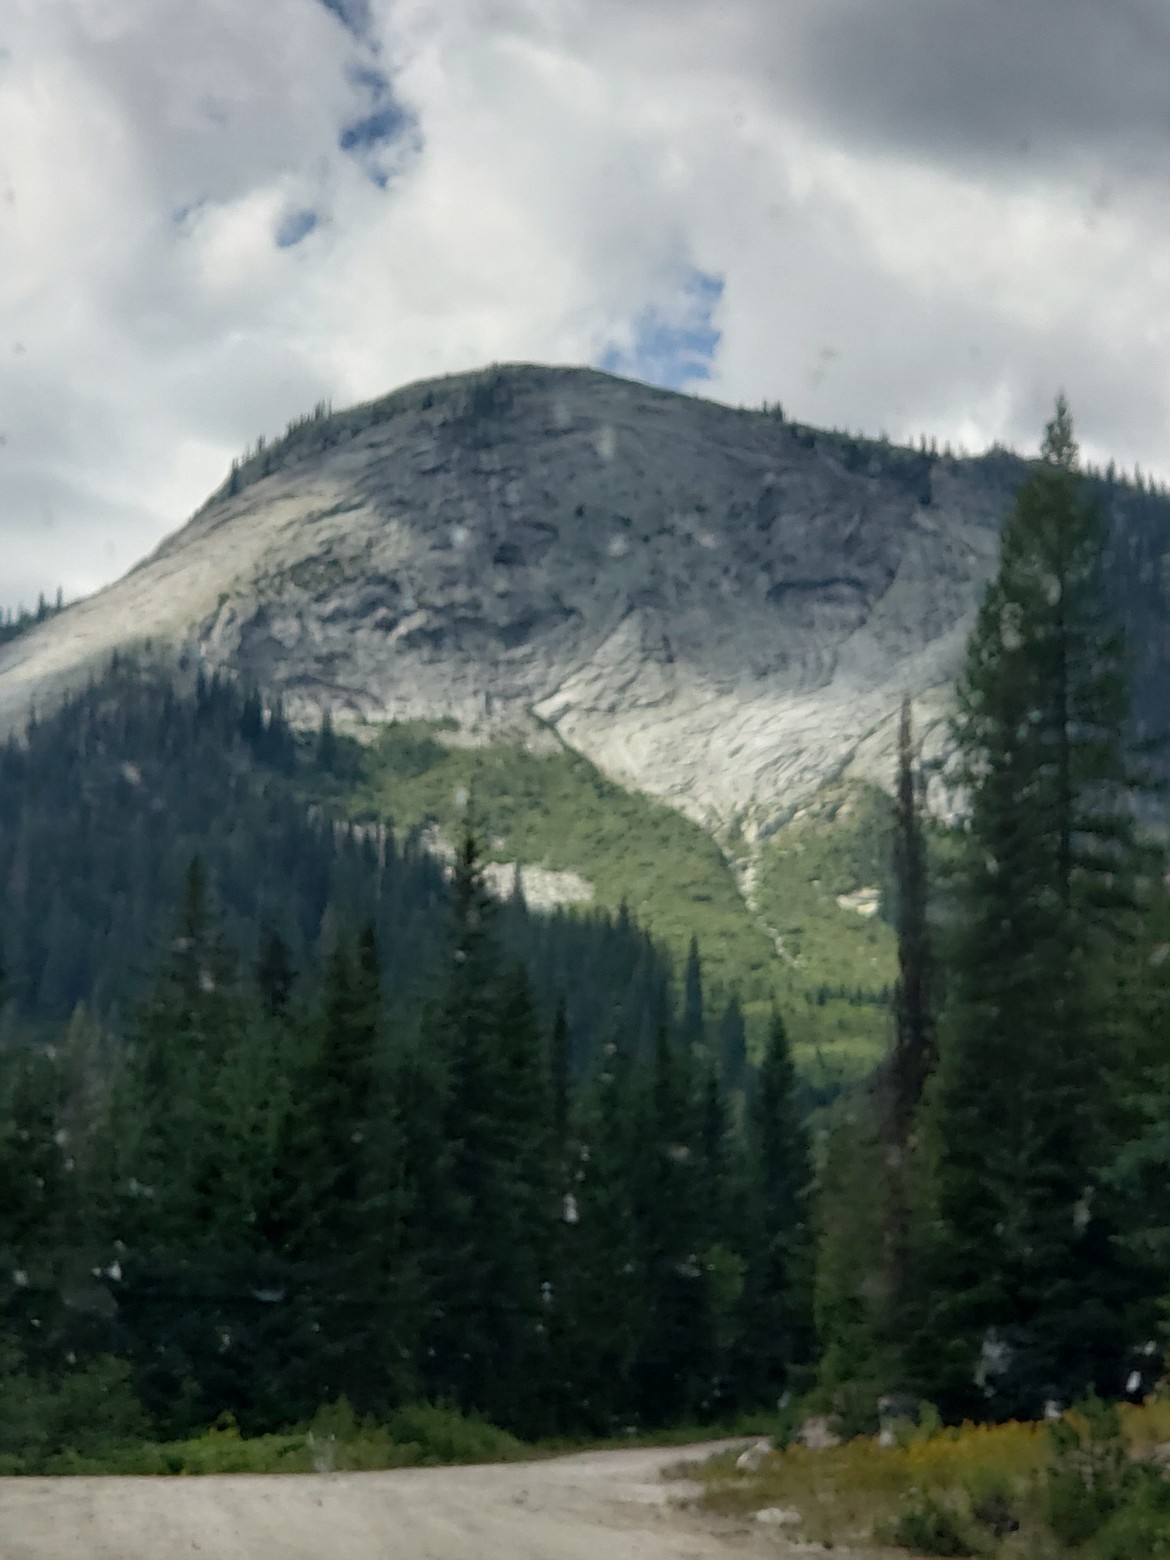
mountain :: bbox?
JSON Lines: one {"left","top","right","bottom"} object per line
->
{"left": 3, "top": 362, "right": 1167, "bottom": 1068}
{"left": 13, "top": 360, "right": 1170, "bottom": 833}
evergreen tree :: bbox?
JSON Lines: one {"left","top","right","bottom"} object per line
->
{"left": 888, "top": 697, "right": 937, "bottom": 1147}
{"left": 630, "top": 1022, "right": 714, "bottom": 1423}
{"left": 422, "top": 828, "right": 553, "bottom": 1431}
{"left": 100, "top": 860, "right": 273, "bottom": 1430}
{"left": 682, "top": 936, "right": 705, "bottom": 1050}
{"left": 811, "top": 1087, "right": 891, "bottom": 1424}
{"left": 716, "top": 994, "right": 748, "bottom": 1092}
{"left": 550, "top": 995, "right": 571, "bottom": 1150}
{"left": 256, "top": 925, "right": 296, "bottom": 1017}
{"left": 878, "top": 696, "right": 937, "bottom": 1376}
{"left": 918, "top": 396, "right": 1154, "bottom": 1418}
{"left": 737, "top": 1006, "right": 814, "bottom": 1403}
{"left": 547, "top": 1036, "right": 641, "bottom": 1432}
{"left": 696, "top": 1054, "right": 745, "bottom": 1417}
{"left": 0, "top": 1042, "right": 69, "bottom": 1374}
{"left": 487, "top": 959, "right": 557, "bottom": 1433}
{"left": 316, "top": 708, "right": 338, "bottom": 774}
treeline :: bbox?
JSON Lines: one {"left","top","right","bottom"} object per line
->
{"left": 814, "top": 397, "right": 1170, "bottom": 1430}
{"left": 0, "top": 588, "right": 66, "bottom": 647}
{"left": 0, "top": 838, "right": 812, "bottom": 1449}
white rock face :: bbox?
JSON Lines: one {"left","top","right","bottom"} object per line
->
{"left": 481, "top": 862, "right": 595, "bottom": 912}
{"left": 0, "top": 362, "right": 1131, "bottom": 834}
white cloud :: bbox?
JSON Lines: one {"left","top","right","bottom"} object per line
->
{"left": 1, "top": 0, "right": 1168, "bottom": 612}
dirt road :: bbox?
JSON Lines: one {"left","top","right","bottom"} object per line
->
{"left": 0, "top": 1441, "right": 809, "bottom": 1560}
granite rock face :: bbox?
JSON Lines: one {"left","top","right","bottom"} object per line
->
{"left": 1, "top": 364, "right": 1167, "bottom": 839}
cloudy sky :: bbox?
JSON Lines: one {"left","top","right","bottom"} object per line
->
{"left": 2, "top": 0, "right": 1169, "bottom": 610}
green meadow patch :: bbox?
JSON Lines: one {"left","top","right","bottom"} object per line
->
{"left": 316, "top": 720, "right": 900, "bottom": 1079}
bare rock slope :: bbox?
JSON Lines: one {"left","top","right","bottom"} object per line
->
{"left": 2, "top": 364, "right": 1166, "bottom": 836}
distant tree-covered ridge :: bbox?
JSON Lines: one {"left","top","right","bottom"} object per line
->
{"left": 0, "top": 657, "right": 677, "bottom": 1065}
{"left": 0, "top": 587, "right": 67, "bottom": 646}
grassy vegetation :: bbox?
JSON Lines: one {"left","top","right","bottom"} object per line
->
{"left": 313, "top": 720, "right": 902, "bottom": 1082}
{"left": 696, "top": 1398, "right": 1170, "bottom": 1557}
{"left": 11, "top": 1396, "right": 779, "bottom": 1478}
{"left": 754, "top": 781, "right": 899, "bottom": 1081}
{"left": 324, "top": 721, "right": 777, "bottom": 1015}
{"left": 10, "top": 1400, "right": 528, "bottom": 1477}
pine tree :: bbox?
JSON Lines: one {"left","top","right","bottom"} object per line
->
{"left": 488, "top": 960, "right": 557, "bottom": 1433}
{"left": 422, "top": 827, "right": 553, "bottom": 1431}
{"left": 716, "top": 994, "right": 748, "bottom": 1092}
{"left": 919, "top": 395, "right": 1154, "bottom": 1418}
{"left": 256, "top": 925, "right": 296, "bottom": 1017}
{"left": 877, "top": 696, "right": 937, "bottom": 1377}
{"left": 631, "top": 1022, "right": 714, "bottom": 1423}
{"left": 547, "top": 1035, "right": 641, "bottom": 1432}
{"left": 737, "top": 1006, "right": 814, "bottom": 1403}
{"left": 888, "top": 698, "right": 936, "bottom": 1147}
{"left": 696, "top": 1055, "right": 743, "bottom": 1417}
{"left": 1106, "top": 876, "right": 1170, "bottom": 1352}
{"left": 0, "top": 1042, "right": 68, "bottom": 1372}
{"left": 682, "top": 936, "right": 705, "bottom": 1051}
{"left": 550, "top": 995, "right": 571, "bottom": 1150}
{"left": 101, "top": 860, "right": 267, "bottom": 1431}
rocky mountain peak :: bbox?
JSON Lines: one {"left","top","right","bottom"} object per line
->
{"left": 2, "top": 363, "right": 1167, "bottom": 838}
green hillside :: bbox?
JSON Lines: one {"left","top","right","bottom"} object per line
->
{"left": 318, "top": 720, "right": 898, "bottom": 1082}
{"left": 754, "top": 782, "right": 899, "bottom": 1079}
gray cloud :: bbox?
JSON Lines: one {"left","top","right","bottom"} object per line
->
{"left": 780, "top": 0, "right": 1170, "bottom": 184}
{"left": 1, "top": 0, "right": 1169, "bottom": 615}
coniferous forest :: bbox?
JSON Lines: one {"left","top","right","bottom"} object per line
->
{"left": 2, "top": 399, "right": 1170, "bottom": 1476}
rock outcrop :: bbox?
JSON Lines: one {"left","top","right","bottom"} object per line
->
{"left": 2, "top": 363, "right": 1167, "bottom": 838}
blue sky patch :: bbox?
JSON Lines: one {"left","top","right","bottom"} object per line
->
{"left": 337, "top": 59, "right": 420, "bottom": 188}
{"left": 339, "top": 103, "right": 410, "bottom": 153}
{"left": 276, "top": 209, "right": 319, "bottom": 248}
{"left": 599, "top": 269, "right": 724, "bottom": 389}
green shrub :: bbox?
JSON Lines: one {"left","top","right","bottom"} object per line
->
{"left": 890, "top": 1494, "right": 983, "bottom": 1556}
{"left": 966, "top": 1471, "right": 1019, "bottom": 1540}
{"left": 0, "top": 1350, "right": 148, "bottom": 1472}
{"left": 1091, "top": 1464, "right": 1170, "bottom": 1560}
{"left": 1046, "top": 1397, "right": 1131, "bottom": 1547}
{"left": 385, "top": 1402, "right": 524, "bottom": 1464}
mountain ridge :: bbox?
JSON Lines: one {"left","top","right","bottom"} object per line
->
{"left": 2, "top": 361, "right": 1168, "bottom": 842}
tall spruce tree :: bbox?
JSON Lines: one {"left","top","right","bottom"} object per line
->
{"left": 548, "top": 1035, "right": 641, "bottom": 1432}
{"left": 631, "top": 1022, "right": 714, "bottom": 1423}
{"left": 716, "top": 995, "right": 748, "bottom": 1093}
{"left": 682, "top": 936, "right": 705, "bottom": 1051}
{"left": 880, "top": 696, "right": 936, "bottom": 1371}
{"left": 422, "top": 827, "right": 554, "bottom": 1431}
{"left": 919, "top": 395, "right": 1153, "bottom": 1418}
{"left": 735, "top": 1007, "right": 815, "bottom": 1406}
{"left": 550, "top": 995, "right": 571, "bottom": 1150}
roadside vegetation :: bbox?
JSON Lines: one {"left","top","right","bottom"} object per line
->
{"left": 0, "top": 1396, "right": 526, "bottom": 1477}
{"left": 698, "top": 1397, "right": 1170, "bottom": 1558}
{"left": 1, "top": 1385, "right": 775, "bottom": 1477}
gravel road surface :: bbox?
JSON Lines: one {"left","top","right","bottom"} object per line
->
{"left": 0, "top": 1441, "right": 812, "bottom": 1560}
